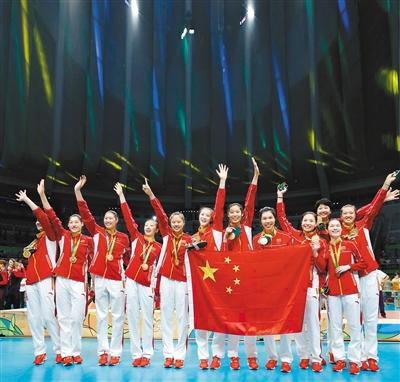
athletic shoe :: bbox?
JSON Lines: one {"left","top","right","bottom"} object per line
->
{"left": 299, "top": 358, "right": 309, "bottom": 369}
{"left": 164, "top": 358, "right": 174, "bottom": 368}
{"left": 265, "top": 359, "right": 277, "bottom": 370}
{"left": 349, "top": 362, "right": 360, "bottom": 375}
{"left": 368, "top": 358, "right": 380, "bottom": 372}
{"left": 333, "top": 360, "right": 346, "bottom": 372}
{"left": 247, "top": 357, "right": 259, "bottom": 370}
{"left": 174, "top": 359, "right": 184, "bottom": 369}
{"left": 210, "top": 356, "right": 221, "bottom": 369}
{"left": 98, "top": 353, "right": 108, "bottom": 366}
{"left": 140, "top": 357, "right": 151, "bottom": 367}
{"left": 230, "top": 357, "right": 240, "bottom": 370}
{"left": 63, "top": 356, "right": 73, "bottom": 367}
{"left": 361, "top": 361, "right": 369, "bottom": 371}
{"left": 73, "top": 355, "right": 83, "bottom": 364}
{"left": 321, "top": 357, "right": 326, "bottom": 366}
{"left": 108, "top": 356, "right": 120, "bottom": 366}
{"left": 199, "top": 359, "right": 209, "bottom": 369}
{"left": 281, "top": 362, "right": 292, "bottom": 373}
{"left": 312, "top": 362, "right": 323, "bottom": 372}
{"left": 132, "top": 358, "right": 142, "bottom": 367}
{"left": 55, "top": 353, "right": 63, "bottom": 364}
{"left": 33, "top": 353, "right": 46, "bottom": 366}
{"left": 328, "top": 351, "right": 335, "bottom": 364}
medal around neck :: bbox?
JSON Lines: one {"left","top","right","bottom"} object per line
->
{"left": 106, "top": 254, "right": 114, "bottom": 261}
{"left": 259, "top": 234, "right": 272, "bottom": 246}
{"left": 232, "top": 226, "right": 241, "bottom": 237}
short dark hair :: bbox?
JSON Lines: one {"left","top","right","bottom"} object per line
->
{"left": 301, "top": 211, "right": 317, "bottom": 222}
{"left": 314, "top": 198, "right": 332, "bottom": 210}
{"left": 227, "top": 203, "right": 243, "bottom": 213}
{"left": 259, "top": 206, "right": 276, "bottom": 220}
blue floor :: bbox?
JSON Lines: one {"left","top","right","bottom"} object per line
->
{"left": 0, "top": 339, "right": 399, "bottom": 382}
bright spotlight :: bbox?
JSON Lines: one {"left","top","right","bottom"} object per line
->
{"left": 247, "top": 5, "right": 255, "bottom": 19}
{"left": 130, "top": 0, "right": 139, "bottom": 17}
{"left": 181, "top": 27, "right": 188, "bottom": 40}
{"left": 188, "top": 28, "right": 195, "bottom": 35}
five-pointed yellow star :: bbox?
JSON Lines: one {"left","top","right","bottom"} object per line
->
{"left": 199, "top": 260, "right": 218, "bottom": 282}
{"left": 234, "top": 278, "right": 240, "bottom": 285}
{"left": 224, "top": 256, "right": 231, "bottom": 264}
{"left": 226, "top": 286, "right": 233, "bottom": 294}
{"left": 233, "top": 265, "right": 240, "bottom": 272}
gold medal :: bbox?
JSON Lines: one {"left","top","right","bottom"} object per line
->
{"left": 70, "top": 256, "right": 77, "bottom": 264}
{"left": 23, "top": 249, "right": 32, "bottom": 258}
{"left": 141, "top": 263, "right": 149, "bottom": 271}
{"left": 106, "top": 254, "right": 114, "bottom": 261}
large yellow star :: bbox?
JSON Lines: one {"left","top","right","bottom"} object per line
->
{"left": 199, "top": 260, "right": 218, "bottom": 282}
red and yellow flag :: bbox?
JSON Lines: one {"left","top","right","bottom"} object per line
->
{"left": 186, "top": 244, "right": 312, "bottom": 335}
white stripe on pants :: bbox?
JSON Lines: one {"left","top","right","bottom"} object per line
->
{"left": 295, "top": 288, "right": 321, "bottom": 363}
{"left": 55, "top": 277, "right": 86, "bottom": 357}
{"left": 26, "top": 277, "right": 60, "bottom": 356}
{"left": 328, "top": 293, "right": 361, "bottom": 365}
{"left": 360, "top": 271, "right": 379, "bottom": 361}
{"left": 263, "top": 334, "right": 293, "bottom": 363}
{"left": 160, "top": 276, "right": 188, "bottom": 360}
{"left": 126, "top": 278, "right": 154, "bottom": 359}
{"left": 94, "top": 276, "right": 125, "bottom": 356}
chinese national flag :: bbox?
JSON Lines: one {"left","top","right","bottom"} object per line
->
{"left": 186, "top": 245, "right": 312, "bottom": 336}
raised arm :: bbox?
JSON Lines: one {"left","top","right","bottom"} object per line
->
{"left": 213, "top": 164, "right": 228, "bottom": 231}
{"left": 15, "top": 190, "right": 56, "bottom": 241}
{"left": 275, "top": 184, "right": 299, "bottom": 236}
{"left": 142, "top": 178, "right": 170, "bottom": 237}
{"left": 74, "top": 176, "right": 98, "bottom": 236}
{"left": 114, "top": 182, "right": 140, "bottom": 240}
{"left": 243, "top": 158, "right": 259, "bottom": 227}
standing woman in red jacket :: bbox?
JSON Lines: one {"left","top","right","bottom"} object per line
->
{"left": 0, "top": 260, "right": 9, "bottom": 308}
{"left": 220, "top": 157, "right": 259, "bottom": 371}
{"left": 276, "top": 185, "right": 324, "bottom": 372}
{"left": 314, "top": 218, "right": 367, "bottom": 375}
{"left": 190, "top": 164, "right": 228, "bottom": 370}
{"left": 15, "top": 189, "right": 61, "bottom": 365}
{"left": 74, "top": 176, "right": 130, "bottom": 366}
{"left": 142, "top": 178, "right": 193, "bottom": 369}
{"left": 37, "top": 179, "right": 93, "bottom": 366}
{"left": 114, "top": 182, "right": 162, "bottom": 368}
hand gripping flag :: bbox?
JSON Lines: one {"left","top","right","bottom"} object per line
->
{"left": 185, "top": 244, "right": 312, "bottom": 335}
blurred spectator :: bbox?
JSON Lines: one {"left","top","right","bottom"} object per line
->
{"left": 5, "top": 258, "right": 26, "bottom": 309}
{"left": 376, "top": 270, "right": 389, "bottom": 318}
{"left": 0, "top": 260, "right": 8, "bottom": 309}
{"left": 392, "top": 273, "right": 399, "bottom": 291}
{"left": 19, "top": 277, "right": 27, "bottom": 308}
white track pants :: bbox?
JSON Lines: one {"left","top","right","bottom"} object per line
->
{"left": 263, "top": 334, "right": 293, "bottom": 363}
{"left": 360, "top": 271, "right": 379, "bottom": 361}
{"left": 126, "top": 278, "right": 154, "bottom": 359}
{"left": 26, "top": 277, "right": 60, "bottom": 356}
{"left": 160, "top": 276, "right": 188, "bottom": 360}
{"left": 295, "top": 288, "right": 321, "bottom": 363}
{"left": 328, "top": 294, "right": 361, "bottom": 365}
{"left": 211, "top": 333, "right": 257, "bottom": 358}
{"left": 94, "top": 276, "right": 125, "bottom": 357}
{"left": 56, "top": 277, "right": 86, "bottom": 357}
{"left": 196, "top": 330, "right": 209, "bottom": 360}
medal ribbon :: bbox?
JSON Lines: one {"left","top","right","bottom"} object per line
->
{"left": 329, "top": 240, "right": 342, "bottom": 268}
{"left": 106, "top": 233, "right": 117, "bottom": 258}
{"left": 70, "top": 235, "right": 81, "bottom": 260}
{"left": 172, "top": 237, "right": 182, "bottom": 265}
{"left": 141, "top": 242, "right": 154, "bottom": 265}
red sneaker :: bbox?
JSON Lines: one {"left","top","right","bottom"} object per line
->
{"left": 328, "top": 351, "right": 335, "bottom": 364}
{"left": 230, "top": 357, "right": 240, "bottom": 370}
{"left": 312, "top": 362, "right": 323, "bottom": 373}
{"left": 349, "top": 362, "right": 360, "bottom": 375}
{"left": 174, "top": 359, "right": 184, "bottom": 369}
{"left": 164, "top": 358, "right": 174, "bottom": 368}
{"left": 321, "top": 357, "right": 326, "bottom": 366}
{"left": 333, "top": 360, "right": 346, "bottom": 372}
{"left": 98, "top": 353, "right": 108, "bottom": 366}
{"left": 299, "top": 358, "right": 309, "bottom": 369}
{"left": 132, "top": 358, "right": 142, "bottom": 367}
{"left": 281, "top": 362, "right": 292, "bottom": 373}
{"left": 33, "top": 353, "right": 46, "bottom": 366}
{"left": 368, "top": 358, "right": 380, "bottom": 372}
{"left": 361, "top": 361, "right": 369, "bottom": 371}
{"left": 247, "top": 357, "right": 259, "bottom": 370}
{"left": 265, "top": 359, "right": 278, "bottom": 370}
{"left": 73, "top": 355, "right": 83, "bottom": 364}
{"left": 140, "top": 357, "right": 151, "bottom": 367}
{"left": 210, "top": 356, "right": 221, "bottom": 369}
{"left": 55, "top": 353, "right": 62, "bottom": 364}
{"left": 108, "top": 356, "right": 120, "bottom": 366}
{"left": 199, "top": 359, "right": 209, "bottom": 369}
{"left": 63, "top": 356, "right": 73, "bottom": 367}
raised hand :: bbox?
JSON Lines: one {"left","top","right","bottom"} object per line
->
{"left": 15, "top": 190, "right": 28, "bottom": 203}
{"left": 252, "top": 157, "right": 260, "bottom": 177}
{"left": 74, "top": 175, "right": 87, "bottom": 192}
{"left": 216, "top": 164, "right": 229, "bottom": 180}
{"left": 385, "top": 187, "right": 400, "bottom": 202}
{"left": 113, "top": 182, "right": 124, "bottom": 196}
{"left": 277, "top": 183, "right": 288, "bottom": 198}
{"left": 142, "top": 178, "right": 155, "bottom": 199}
{"left": 37, "top": 179, "right": 45, "bottom": 196}
{"left": 335, "top": 264, "right": 351, "bottom": 275}
{"left": 383, "top": 171, "right": 398, "bottom": 190}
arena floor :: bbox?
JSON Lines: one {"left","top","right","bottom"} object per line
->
{"left": 0, "top": 339, "right": 399, "bottom": 382}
